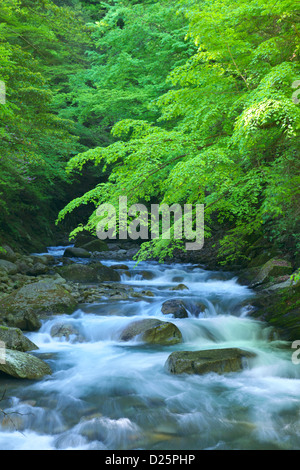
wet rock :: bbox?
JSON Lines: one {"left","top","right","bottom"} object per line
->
{"left": 50, "top": 323, "right": 83, "bottom": 342}
{"left": 57, "top": 262, "right": 120, "bottom": 283}
{"left": 81, "top": 240, "right": 109, "bottom": 252}
{"left": 109, "top": 292, "right": 129, "bottom": 300}
{"left": 161, "top": 299, "right": 189, "bottom": 318}
{"left": 0, "top": 280, "right": 78, "bottom": 330}
{"left": 141, "top": 290, "right": 155, "bottom": 297}
{"left": 247, "top": 280, "right": 300, "bottom": 341}
{"left": 172, "top": 276, "right": 184, "bottom": 283}
{"left": 139, "top": 270, "right": 155, "bottom": 280}
{"left": 63, "top": 247, "right": 91, "bottom": 258}
{"left": 119, "top": 318, "right": 182, "bottom": 345}
{"left": 91, "top": 248, "right": 138, "bottom": 261}
{"left": 0, "top": 348, "right": 52, "bottom": 379}
{"left": 110, "top": 264, "right": 129, "bottom": 270}
{"left": 170, "top": 284, "right": 189, "bottom": 291}
{"left": 0, "top": 325, "right": 38, "bottom": 352}
{"left": 165, "top": 348, "right": 256, "bottom": 375}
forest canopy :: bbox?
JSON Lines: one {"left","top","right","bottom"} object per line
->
{"left": 1, "top": 0, "right": 299, "bottom": 265}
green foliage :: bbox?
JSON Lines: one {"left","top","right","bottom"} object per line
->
{"left": 54, "top": 0, "right": 196, "bottom": 150}
{"left": 35, "top": 0, "right": 300, "bottom": 265}
{"left": 0, "top": 0, "right": 90, "bottom": 248}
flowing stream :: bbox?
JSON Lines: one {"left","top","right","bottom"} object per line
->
{"left": 0, "top": 248, "right": 300, "bottom": 450}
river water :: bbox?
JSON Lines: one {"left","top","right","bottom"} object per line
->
{"left": 0, "top": 248, "right": 300, "bottom": 450}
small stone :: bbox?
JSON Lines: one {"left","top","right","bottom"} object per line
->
{"left": 170, "top": 284, "right": 189, "bottom": 291}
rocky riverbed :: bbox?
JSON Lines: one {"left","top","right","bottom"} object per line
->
{"left": 0, "top": 237, "right": 299, "bottom": 380}
{"left": 0, "top": 238, "right": 299, "bottom": 450}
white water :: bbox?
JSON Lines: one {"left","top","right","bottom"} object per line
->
{"left": 0, "top": 251, "right": 300, "bottom": 450}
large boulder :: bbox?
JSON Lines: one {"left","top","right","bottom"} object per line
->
{"left": 81, "top": 239, "right": 109, "bottom": 252}
{"left": 0, "top": 260, "right": 18, "bottom": 275}
{"left": 119, "top": 318, "right": 182, "bottom": 345}
{"left": 161, "top": 299, "right": 189, "bottom": 318}
{"left": 0, "top": 280, "right": 78, "bottom": 330}
{"left": 57, "top": 262, "right": 120, "bottom": 283}
{"left": 0, "top": 348, "right": 52, "bottom": 379}
{"left": 165, "top": 348, "right": 256, "bottom": 375}
{"left": 0, "top": 326, "right": 38, "bottom": 352}
{"left": 74, "top": 233, "right": 96, "bottom": 248}
{"left": 0, "top": 245, "right": 17, "bottom": 262}
{"left": 63, "top": 247, "right": 91, "bottom": 258}
{"left": 248, "top": 280, "right": 300, "bottom": 341}
{"left": 238, "top": 258, "right": 293, "bottom": 288}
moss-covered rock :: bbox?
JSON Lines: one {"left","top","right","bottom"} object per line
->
{"left": 249, "top": 282, "right": 300, "bottom": 341}
{"left": 0, "top": 260, "right": 18, "bottom": 275}
{"left": 170, "top": 284, "right": 189, "bottom": 291}
{"left": 0, "top": 348, "right": 52, "bottom": 379}
{"left": 161, "top": 299, "right": 189, "bottom": 318}
{"left": 0, "top": 280, "right": 78, "bottom": 330}
{"left": 0, "top": 245, "right": 17, "bottom": 262}
{"left": 74, "top": 233, "right": 96, "bottom": 248}
{"left": 57, "top": 262, "right": 120, "bottom": 283}
{"left": 238, "top": 258, "right": 293, "bottom": 287}
{"left": 81, "top": 239, "right": 109, "bottom": 252}
{"left": 119, "top": 318, "right": 182, "bottom": 345}
{"left": 165, "top": 348, "right": 256, "bottom": 375}
{"left": 0, "top": 325, "right": 38, "bottom": 351}
{"left": 63, "top": 247, "right": 91, "bottom": 258}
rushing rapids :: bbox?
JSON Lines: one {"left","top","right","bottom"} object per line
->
{"left": 0, "top": 247, "right": 300, "bottom": 450}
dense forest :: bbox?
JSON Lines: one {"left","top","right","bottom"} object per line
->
{"left": 0, "top": 0, "right": 299, "bottom": 268}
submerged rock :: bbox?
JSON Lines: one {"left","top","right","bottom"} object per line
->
{"left": 161, "top": 299, "right": 189, "bottom": 318}
{"left": 0, "top": 326, "right": 38, "bottom": 352}
{"left": 165, "top": 348, "right": 256, "bottom": 375}
{"left": 170, "top": 284, "right": 189, "bottom": 291}
{"left": 119, "top": 318, "right": 182, "bottom": 345}
{"left": 0, "top": 348, "right": 52, "bottom": 379}
{"left": 50, "top": 322, "right": 84, "bottom": 342}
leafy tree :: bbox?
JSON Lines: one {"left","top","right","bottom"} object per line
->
{"left": 55, "top": 0, "right": 196, "bottom": 150}
{"left": 45, "top": 0, "right": 300, "bottom": 265}
{"left": 0, "top": 0, "right": 90, "bottom": 249}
